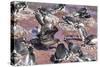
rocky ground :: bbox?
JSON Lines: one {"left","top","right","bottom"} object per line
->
{"left": 14, "top": 2, "right": 97, "bottom": 65}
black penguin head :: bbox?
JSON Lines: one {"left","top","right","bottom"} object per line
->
{"left": 58, "top": 4, "right": 66, "bottom": 7}
{"left": 68, "top": 42, "right": 73, "bottom": 46}
{"left": 28, "top": 46, "right": 33, "bottom": 52}
{"left": 57, "top": 43, "right": 65, "bottom": 49}
{"left": 67, "top": 41, "right": 73, "bottom": 52}
{"left": 38, "top": 7, "right": 48, "bottom": 15}
{"left": 78, "top": 7, "right": 87, "bottom": 14}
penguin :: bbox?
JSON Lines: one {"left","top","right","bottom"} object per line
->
{"left": 27, "top": 46, "right": 36, "bottom": 65}
{"left": 84, "top": 34, "right": 97, "bottom": 45}
{"left": 67, "top": 42, "right": 83, "bottom": 55}
{"left": 64, "top": 39, "right": 84, "bottom": 56}
{"left": 52, "top": 43, "right": 69, "bottom": 63}
{"left": 11, "top": 50, "right": 22, "bottom": 65}
{"left": 77, "top": 7, "right": 91, "bottom": 18}
{"left": 53, "top": 4, "right": 66, "bottom": 11}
